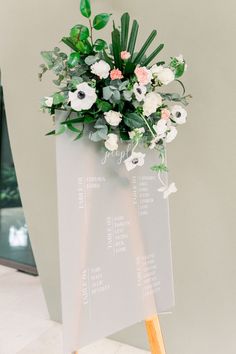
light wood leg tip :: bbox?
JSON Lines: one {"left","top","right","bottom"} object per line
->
{"left": 145, "top": 316, "right": 166, "bottom": 354}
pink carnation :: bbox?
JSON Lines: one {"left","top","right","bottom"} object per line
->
{"left": 161, "top": 108, "right": 171, "bottom": 120}
{"left": 121, "top": 51, "right": 131, "bottom": 60}
{"left": 135, "top": 66, "right": 152, "bottom": 85}
{"left": 110, "top": 68, "right": 124, "bottom": 80}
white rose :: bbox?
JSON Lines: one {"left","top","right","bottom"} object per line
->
{"left": 143, "top": 92, "right": 162, "bottom": 117}
{"left": 105, "top": 133, "right": 119, "bottom": 151}
{"left": 91, "top": 60, "right": 110, "bottom": 79}
{"left": 158, "top": 68, "right": 175, "bottom": 85}
{"left": 150, "top": 64, "right": 163, "bottom": 75}
{"left": 104, "top": 110, "right": 122, "bottom": 127}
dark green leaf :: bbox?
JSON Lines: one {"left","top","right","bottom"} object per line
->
{"left": 84, "top": 116, "right": 97, "bottom": 123}
{"left": 121, "top": 12, "right": 130, "bottom": 51}
{"left": 46, "top": 130, "right": 56, "bottom": 136}
{"left": 97, "top": 99, "right": 112, "bottom": 112}
{"left": 142, "top": 43, "right": 164, "bottom": 66}
{"left": 112, "top": 28, "right": 122, "bottom": 69}
{"left": 93, "top": 13, "right": 111, "bottom": 30}
{"left": 133, "top": 30, "right": 157, "bottom": 65}
{"left": 74, "top": 127, "right": 84, "bottom": 140}
{"left": 66, "top": 123, "right": 81, "bottom": 133}
{"left": 80, "top": 0, "right": 91, "bottom": 18}
{"left": 127, "top": 20, "right": 139, "bottom": 57}
{"left": 94, "top": 39, "right": 107, "bottom": 52}
{"left": 67, "top": 52, "right": 81, "bottom": 68}
{"left": 102, "top": 49, "right": 114, "bottom": 67}
{"left": 61, "top": 37, "right": 78, "bottom": 51}
{"left": 61, "top": 117, "right": 84, "bottom": 125}
{"left": 123, "top": 112, "right": 144, "bottom": 129}
{"left": 70, "top": 25, "right": 89, "bottom": 41}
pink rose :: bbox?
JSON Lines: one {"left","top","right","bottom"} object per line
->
{"left": 161, "top": 108, "right": 171, "bottom": 120}
{"left": 110, "top": 68, "right": 124, "bottom": 80}
{"left": 121, "top": 51, "right": 131, "bottom": 60}
{"left": 135, "top": 66, "right": 152, "bottom": 85}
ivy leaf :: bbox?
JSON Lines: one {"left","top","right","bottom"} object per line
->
{"left": 97, "top": 99, "right": 112, "bottom": 112}
{"left": 123, "top": 112, "right": 144, "bottom": 129}
{"left": 53, "top": 93, "right": 65, "bottom": 105}
{"left": 67, "top": 52, "right": 81, "bottom": 68}
{"left": 70, "top": 25, "right": 89, "bottom": 41}
{"left": 80, "top": 0, "right": 91, "bottom": 18}
{"left": 94, "top": 39, "right": 107, "bottom": 52}
{"left": 175, "top": 63, "right": 185, "bottom": 78}
{"left": 93, "top": 13, "right": 111, "bottom": 30}
{"left": 151, "top": 164, "right": 168, "bottom": 172}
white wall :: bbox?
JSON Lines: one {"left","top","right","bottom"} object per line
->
{"left": 0, "top": 0, "right": 236, "bottom": 353}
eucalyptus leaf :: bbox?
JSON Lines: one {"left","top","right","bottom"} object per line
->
{"left": 84, "top": 55, "right": 98, "bottom": 65}
{"left": 103, "top": 86, "right": 113, "bottom": 100}
{"left": 93, "top": 13, "right": 111, "bottom": 30}
{"left": 80, "top": 0, "right": 91, "bottom": 18}
{"left": 123, "top": 90, "right": 132, "bottom": 101}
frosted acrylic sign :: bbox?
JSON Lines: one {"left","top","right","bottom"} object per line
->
{"left": 56, "top": 112, "right": 174, "bottom": 353}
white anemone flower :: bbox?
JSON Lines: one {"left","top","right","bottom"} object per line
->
{"left": 104, "top": 110, "right": 122, "bottom": 127}
{"left": 133, "top": 83, "right": 147, "bottom": 102}
{"left": 171, "top": 105, "right": 187, "bottom": 124}
{"left": 45, "top": 96, "right": 53, "bottom": 107}
{"left": 153, "top": 119, "right": 168, "bottom": 137}
{"left": 69, "top": 83, "right": 97, "bottom": 112}
{"left": 124, "top": 152, "right": 146, "bottom": 171}
{"left": 158, "top": 182, "right": 177, "bottom": 199}
{"left": 166, "top": 126, "right": 178, "bottom": 143}
{"left": 105, "top": 133, "right": 119, "bottom": 151}
{"left": 91, "top": 60, "right": 110, "bottom": 79}
{"left": 143, "top": 92, "right": 162, "bottom": 117}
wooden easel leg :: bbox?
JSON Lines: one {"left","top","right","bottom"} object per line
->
{"left": 145, "top": 316, "right": 166, "bottom": 354}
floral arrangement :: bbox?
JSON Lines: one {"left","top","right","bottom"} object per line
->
{"left": 40, "top": 0, "right": 191, "bottom": 198}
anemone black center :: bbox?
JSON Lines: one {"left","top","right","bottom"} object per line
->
{"left": 176, "top": 111, "right": 181, "bottom": 118}
{"left": 77, "top": 91, "right": 86, "bottom": 99}
{"left": 132, "top": 158, "right": 139, "bottom": 165}
{"left": 136, "top": 88, "right": 142, "bottom": 94}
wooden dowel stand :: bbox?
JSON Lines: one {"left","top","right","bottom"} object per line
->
{"left": 73, "top": 316, "right": 165, "bottom": 354}
{"left": 145, "top": 316, "right": 166, "bottom": 354}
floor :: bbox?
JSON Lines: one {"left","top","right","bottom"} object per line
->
{"left": 0, "top": 265, "right": 150, "bottom": 354}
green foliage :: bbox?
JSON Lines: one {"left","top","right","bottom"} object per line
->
{"left": 97, "top": 99, "right": 112, "bottom": 112}
{"left": 123, "top": 112, "right": 144, "bottom": 129}
{"left": 80, "top": 0, "right": 91, "bottom": 18}
{"left": 93, "top": 13, "right": 111, "bottom": 30}
{"left": 94, "top": 39, "right": 107, "bottom": 52}
{"left": 151, "top": 164, "right": 168, "bottom": 172}
{"left": 121, "top": 12, "right": 130, "bottom": 51}
{"left": 133, "top": 30, "right": 157, "bottom": 65}
{"left": 127, "top": 19, "right": 139, "bottom": 57}
{"left": 70, "top": 25, "right": 89, "bottom": 41}
{"left": 67, "top": 52, "right": 81, "bottom": 68}
{"left": 53, "top": 93, "right": 65, "bottom": 105}
{"left": 142, "top": 43, "right": 164, "bottom": 66}
{"left": 111, "top": 27, "right": 122, "bottom": 69}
